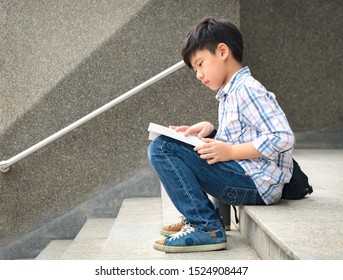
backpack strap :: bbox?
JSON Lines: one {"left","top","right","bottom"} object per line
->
{"left": 232, "top": 205, "right": 239, "bottom": 224}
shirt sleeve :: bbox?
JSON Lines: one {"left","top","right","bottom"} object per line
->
{"left": 238, "top": 84, "right": 295, "bottom": 160}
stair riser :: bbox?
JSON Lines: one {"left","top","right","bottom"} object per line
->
{"left": 239, "top": 208, "right": 293, "bottom": 260}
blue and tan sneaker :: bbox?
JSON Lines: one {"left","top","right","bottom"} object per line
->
{"left": 161, "top": 216, "right": 226, "bottom": 237}
{"left": 160, "top": 216, "right": 186, "bottom": 237}
{"left": 154, "top": 224, "right": 227, "bottom": 253}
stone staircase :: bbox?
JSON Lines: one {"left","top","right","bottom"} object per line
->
{"left": 36, "top": 194, "right": 259, "bottom": 260}
{"left": 35, "top": 149, "right": 343, "bottom": 260}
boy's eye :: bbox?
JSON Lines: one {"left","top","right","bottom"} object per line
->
{"left": 192, "top": 61, "right": 203, "bottom": 72}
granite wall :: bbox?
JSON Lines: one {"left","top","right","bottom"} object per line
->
{"left": 240, "top": 0, "right": 343, "bottom": 147}
{"left": 0, "top": 0, "right": 239, "bottom": 259}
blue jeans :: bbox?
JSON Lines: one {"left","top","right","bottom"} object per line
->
{"left": 148, "top": 136, "right": 265, "bottom": 231}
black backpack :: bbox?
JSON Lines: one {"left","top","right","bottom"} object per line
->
{"left": 281, "top": 159, "right": 313, "bottom": 199}
{"left": 231, "top": 158, "right": 313, "bottom": 225}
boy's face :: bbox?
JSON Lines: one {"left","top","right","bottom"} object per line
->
{"left": 190, "top": 47, "right": 230, "bottom": 91}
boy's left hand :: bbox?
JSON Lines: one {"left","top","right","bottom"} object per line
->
{"left": 194, "top": 138, "right": 232, "bottom": 164}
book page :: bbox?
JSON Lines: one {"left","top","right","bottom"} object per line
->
{"left": 148, "top": 123, "right": 205, "bottom": 147}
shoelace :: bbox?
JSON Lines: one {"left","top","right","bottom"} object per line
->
{"left": 169, "top": 224, "right": 195, "bottom": 241}
{"left": 168, "top": 216, "right": 186, "bottom": 229}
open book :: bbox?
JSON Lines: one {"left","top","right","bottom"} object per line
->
{"left": 148, "top": 123, "right": 205, "bottom": 147}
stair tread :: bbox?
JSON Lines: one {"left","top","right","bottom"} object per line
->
{"left": 35, "top": 240, "right": 73, "bottom": 260}
{"left": 100, "top": 197, "right": 165, "bottom": 260}
{"left": 74, "top": 218, "right": 116, "bottom": 239}
{"left": 61, "top": 218, "right": 116, "bottom": 260}
{"left": 240, "top": 149, "right": 343, "bottom": 259}
{"left": 242, "top": 188, "right": 343, "bottom": 259}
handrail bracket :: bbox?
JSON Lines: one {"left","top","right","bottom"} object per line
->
{"left": 0, "top": 161, "right": 11, "bottom": 173}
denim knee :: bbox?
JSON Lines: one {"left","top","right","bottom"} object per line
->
{"left": 147, "top": 136, "right": 164, "bottom": 164}
{"left": 147, "top": 141, "right": 156, "bottom": 164}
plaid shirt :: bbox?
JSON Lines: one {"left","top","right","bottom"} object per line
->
{"left": 215, "top": 66, "right": 295, "bottom": 205}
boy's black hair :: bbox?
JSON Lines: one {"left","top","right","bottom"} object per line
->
{"left": 182, "top": 17, "right": 243, "bottom": 68}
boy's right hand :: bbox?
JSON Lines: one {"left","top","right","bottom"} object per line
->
{"left": 170, "top": 122, "right": 214, "bottom": 139}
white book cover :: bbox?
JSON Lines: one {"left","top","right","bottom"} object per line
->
{"left": 148, "top": 123, "right": 205, "bottom": 147}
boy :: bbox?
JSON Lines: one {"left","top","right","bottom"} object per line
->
{"left": 148, "top": 18, "right": 294, "bottom": 253}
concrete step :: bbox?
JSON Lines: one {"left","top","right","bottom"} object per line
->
{"left": 35, "top": 240, "right": 73, "bottom": 260}
{"left": 240, "top": 149, "right": 343, "bottom": 259}
{"left": 61, "top": 218, "right": 116, "bottom": 260}
{"left": 35, "top": 218, "right": 115, "bottom": 260}
{"left": 100, "top": 197, "right": 165, "bottom": 260}
{"left": 35, "top": 198, "right": 165, "bottom": 260}
{"left": 240, "top": 189, "right": 343, "bottom": 259}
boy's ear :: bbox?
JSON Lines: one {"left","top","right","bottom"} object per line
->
{"left": 217, "top": 43, "right": 230, "bottom": 60}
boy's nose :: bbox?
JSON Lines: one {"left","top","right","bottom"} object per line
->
{"left": 196, "top": 71, "right": 204, "bottom": 80}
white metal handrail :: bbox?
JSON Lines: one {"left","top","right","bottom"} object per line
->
{"left": 0, "top": 60, "right": 186, "bottom": 173}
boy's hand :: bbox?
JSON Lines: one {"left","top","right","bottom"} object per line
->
{"left": 169, "top": 125, "right": 190, "bottom": 132}
{"left": 170, "top": 122, "right": 214, "bottom": 139}
{"left": 194, "top": 138, "right": 232, "bottom": 164}
{"left": 195, "top": 139, "right": 263, "bottom": 164}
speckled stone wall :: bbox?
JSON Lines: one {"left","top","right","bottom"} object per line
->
{"left": 0, "top": 0, "right": 239, "bottom": 259}
{"left": 240, "top": 0, "right": 343, "bottom": 147}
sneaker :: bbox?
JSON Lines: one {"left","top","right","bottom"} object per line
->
{"left": 154, "top": 224, "right": 227, "bottom": 253}
{"left": 160, "top": 216, "right": 186, "bottom": 237}
{"left": 161, "top": 216, "right": 226, "bottom": 237}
